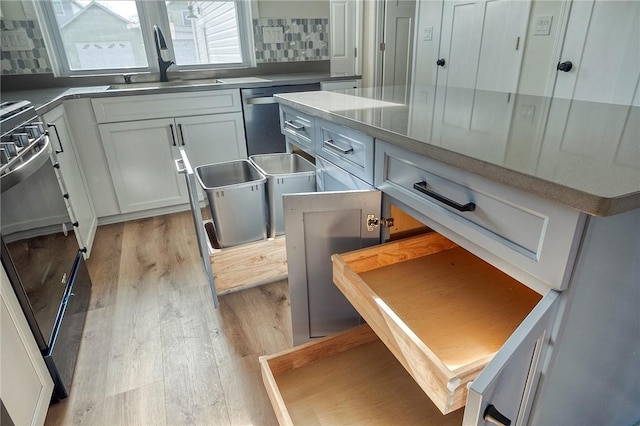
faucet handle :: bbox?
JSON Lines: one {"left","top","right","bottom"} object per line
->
{"left": 123, "top": 74, "right": 133, "bottom": 84}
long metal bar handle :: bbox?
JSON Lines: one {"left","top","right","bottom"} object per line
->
{"left": 169, "top": 124, "right": 177, "bottom": 146}
{"left": 284, "top": 120, "right": 305, "bottom": 131}
{"left": 413, "top": 181, "right": 476, "bottom": 212}
{"left": 177, "top": 123, "right": 186, "bottom": 146}
{"left": 323, "top": 139, "right": 354, "bottom": 155}
{"left": 47, "top": 123, "right": 64, "bottom": 153}
{"left": 483, "top": 404, "right": 511, "bottom": 426}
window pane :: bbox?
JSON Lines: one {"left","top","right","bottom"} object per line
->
{"left": 52, "top": 0, "right": 147, "bottom": 71}
{"left": 166, "top": 1, "right": 243, "bottom": 66}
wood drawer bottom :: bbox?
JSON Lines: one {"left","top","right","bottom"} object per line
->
{"left": 260, "top": 324, "right": 464, "bottom": 425}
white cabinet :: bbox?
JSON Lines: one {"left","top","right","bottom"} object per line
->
{"left": 43, "top": 105, "right": 97, "bottom": 256}
{"left": 94, "top": 90, "right": 247, "bottom": 214}
{"left": 99, "top": 118, "right": 188, "bottom": 213}
{"left": 329, "top": 0, "right": 362, "bottom": 75}
{"left": 1, "top": 265, "right": 53, "bottom": 426}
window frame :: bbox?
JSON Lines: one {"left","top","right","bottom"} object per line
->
{"left": 33, "top": 0, "right": 256, "bottom": 77}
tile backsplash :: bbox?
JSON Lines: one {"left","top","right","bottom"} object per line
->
{"left": 1, "top": 20, "right": 53, "bottom": 75}
{"left": 253, "top": 18, "right": 329, "bottom": 63}
{"left": 0, "top": 17, "right": 328, "bottom": 75}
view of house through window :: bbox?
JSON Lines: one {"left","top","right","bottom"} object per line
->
{"left": 49, "top": 0, "right": 148, "bottom": 71}
{"left": 166, "top": 1, "right": 243, "bottom": 66}
{"left": 38, "top": 0, "right": 251, "bottom": 75}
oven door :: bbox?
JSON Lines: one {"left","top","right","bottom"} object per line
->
{"left": 1, "top": 142, "right": 80, "bottom": 349}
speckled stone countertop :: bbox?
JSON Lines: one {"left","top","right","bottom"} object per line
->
{"left": 0, "top": 73, "right": 358, "bottom": 114}
{"left": 275, "top": 89, "right": 639, "bottom": 217}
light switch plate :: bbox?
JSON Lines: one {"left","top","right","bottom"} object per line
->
{"left": 263, "top": 26, "right": 284, "bottom": 44}
{"left": 534, "top": 15, "right": 553, "bottom": 36}
{"left": 423, "top": 26, "right": 433, "bottom": 41}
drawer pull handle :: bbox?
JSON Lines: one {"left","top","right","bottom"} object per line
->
{"left": 413, "top": 181, "right": 476, "bottom": 212}
{"left": 284, "top": 120, "right": 305, "bottom": 131}
{"left": 324, "top": 139, "right": 354, "bottom": 155}
{"left": 483, "top": 404, "right": 511, "bottom": 426}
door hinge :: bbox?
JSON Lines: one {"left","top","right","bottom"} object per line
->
{"left": 515, "top": 36, "right": 520, "bottom": 51}
{"left": 354, "top": 47, "right": 357, "bottom": 57}
{"left": 380, "top": 42, "right": 385, "bottom": 52}
{"left": 367, "top": 215, "right": 394, "bottom": 231}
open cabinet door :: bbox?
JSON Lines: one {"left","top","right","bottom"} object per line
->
{"left": 284, "top": 190, "right": 381, "bottom": 345}
{"left": 463, "top": 290, "right": 560, "bottom": 426}
{"left": 176, "top": 147, "right": 219, "bottom": 309}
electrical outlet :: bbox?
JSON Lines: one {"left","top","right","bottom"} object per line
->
{"left": 1, "top": 29, "right": 33, "bottom": 51}
{"left": 262, "top": 26, "right": 284, "bottom": 44}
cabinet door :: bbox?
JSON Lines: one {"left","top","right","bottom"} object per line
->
{"left": 463, "top": 290, "right": 560, "bottom": 426}
{"left": 1, "top": 265, "right": 54, "bottom": 426}
{"left": 176, "top": 112, "right": 247, "bottom": 169}
{"left": 44, "top": 105, "right": 98, "bottom": 257}
{"left": 283, "top": 190, "right": 381, "bottom": 345}
{"left": 99, "top": 118, "right": 187, "bottom": 213}
{"left": 330, "top": 0, "right": 362, "bottom": 75}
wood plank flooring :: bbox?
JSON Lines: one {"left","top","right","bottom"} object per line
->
{"left": 45, "top": 211, "right": 292, "bottom": 425}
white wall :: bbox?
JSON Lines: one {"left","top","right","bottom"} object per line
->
{"left": 1, "top": 0, "right": 28, "bottom": 19}
{"left": 256, "top": 0, "right": 329, "bottom": 18}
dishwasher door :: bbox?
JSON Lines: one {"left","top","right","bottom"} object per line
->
{"left": 241, "top": 84, "right": 320, "bottom": 156}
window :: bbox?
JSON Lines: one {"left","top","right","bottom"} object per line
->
{"left": 35, "top": 0, "right": 255, "bottom": 76}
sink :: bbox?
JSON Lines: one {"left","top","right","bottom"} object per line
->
{"left": 108, "top": 78, "right": 222, "bottom": 90}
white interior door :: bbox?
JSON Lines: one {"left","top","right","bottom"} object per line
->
{"left": 381, "top": 0, "right": 416, "bottom": 103}
{"left": 432, "top": 0, "right": 530, "bottom": 163}
{"left": 536, "top": 0, "right": 640, "bottom": 187}
{"left": 330, "top": 0, "right": 361, "bottom": 76}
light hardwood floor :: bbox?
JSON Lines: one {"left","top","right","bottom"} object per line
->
{"left": 45, "top": 211, "right": 292, "bottom": 426}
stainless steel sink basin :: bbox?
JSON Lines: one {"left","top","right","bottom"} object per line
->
{"left": 108, "top": 78, "right": 221, "bottom": 90}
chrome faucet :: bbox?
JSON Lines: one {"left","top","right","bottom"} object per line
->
{"left": 153, "top": 25, "right": 174, "bottom": 82}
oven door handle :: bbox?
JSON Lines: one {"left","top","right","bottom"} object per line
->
{"left": 47, "top": 123, "right": 64, "bottom": 154}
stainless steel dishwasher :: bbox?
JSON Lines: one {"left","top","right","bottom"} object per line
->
{"left": 241, "top": 84, "right": 320, "bottom": 155}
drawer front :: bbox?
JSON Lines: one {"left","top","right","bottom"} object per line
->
{"left": 316, "top": 119, "right": 374, "bottom": 184}
{"left": 375, "top": 140, "right": 584, "bottom": 291}
{"left": 92, "top": 89, "right": 241, "bottom": 123}
{"left": 280, "top": 106, "right": 315, "bottom": 154}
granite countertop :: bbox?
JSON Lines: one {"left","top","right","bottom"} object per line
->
{"left": 0, "top": 72, "right": 358, "bottom": 114}
{"left": 275, "top": 89, "right": 640, "bottom": 217}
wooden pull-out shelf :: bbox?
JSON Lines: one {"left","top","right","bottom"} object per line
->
{"left": 259, "top": 324, "right": 464, "bottom": 425}
{"left": 332, "top": 233, "right": 541, "bottom": 414}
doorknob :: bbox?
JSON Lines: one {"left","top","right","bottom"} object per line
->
{"left": 437, "top": 58, "right": 446, "bottom": 67}
{"left": 557, "top": 61, "right": 573, "bottom": 72}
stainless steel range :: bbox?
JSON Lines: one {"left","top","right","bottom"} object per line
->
{"left": 0, "top": 100, "right": 92, "bottom": 402}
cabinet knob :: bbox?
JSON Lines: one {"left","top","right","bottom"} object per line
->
{"left": 436, "top": 58, "right": 446, "bottom": 67}
{"left": 557, "top": 61, "right": 573, "bottom": 72}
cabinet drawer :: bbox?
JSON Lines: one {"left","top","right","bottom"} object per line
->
{"left": 316, "top": 119, "right": 374, "bottom": 184}
{"left": 332, "top": 233, "right": 542, "bottom": 414}
{"left": 375, "top": 140, "right": 584, "bottom": 291}
{"left": 260, "top": 324, "right": 464, "bottom": 425}
{"left": 91, "top": 89, "right": 241, "bottom": 123}
{"left": 280, "top": 106, "right": 315, "bottom": 154}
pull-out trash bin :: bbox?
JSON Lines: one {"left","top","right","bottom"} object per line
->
{"left": 195, "top": 159, "right": 267, "bottom": 248}
{"left": 249, "top": 153, "right": 316, "bottom": 238}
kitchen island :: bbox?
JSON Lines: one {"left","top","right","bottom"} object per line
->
{"left": 263, "top": 88, "right": 639, "bottom": 425}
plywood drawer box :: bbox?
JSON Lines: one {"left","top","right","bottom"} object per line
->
{"left": 331, "top": 232, "right": 542, "bottom": 414}
{"left": 259, "top": 324, "right": 464, "bottom": 425}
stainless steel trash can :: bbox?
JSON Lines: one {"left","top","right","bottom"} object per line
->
{"left": 195, "top": 159, "right": 267, "bottom": 248}
{"left": 249, "top": 153, "right": 316, "bottom": 238}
